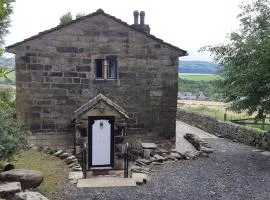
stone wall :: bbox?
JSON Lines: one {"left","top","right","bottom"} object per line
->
{"left": 177, "top": 109, "right": 270, "bottom": 150}
{"left": 10, "top": 13, "right": 180, "bottom": 147}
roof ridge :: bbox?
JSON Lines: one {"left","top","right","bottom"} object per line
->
{"left": 6, "top": 8, "right": 187, "bottom": 55}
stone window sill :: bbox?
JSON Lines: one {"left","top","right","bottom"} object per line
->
{"left": 92, "top": 79, "right": 117, "bottom": 84}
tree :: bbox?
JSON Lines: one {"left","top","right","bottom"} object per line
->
{"left": 0, "top": 98, "right": 28, "bottom": 161}
{"left": 0, "top": 0, "right": 14, "bottom": 46}
{"left": 59, "top": 11, "right": 73, "bottom": 25}
{"left": 201, "top": 0, "right": 270, "bottom": 119}
{"left": 0, "top": 0, "right": 15, "bottom": 80}
{"left": 0, "top": 67, "right": 9, "bottom": 79}
{"left": 0, "top": 1, "right": 28, "bottom": 160}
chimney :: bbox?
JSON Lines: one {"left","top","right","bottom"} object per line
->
{"left": 132, "top": 10, "right": 150, "bottom": 34}
{"left": 140, "top": 11, "right": 145, "bottom": 25}
{"left": 133, "top": 10, "right": 139, "bottom": 25}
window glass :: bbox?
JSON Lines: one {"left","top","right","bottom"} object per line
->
{"left": 95, "top": 59, "right": 103, "bottom": 78}
{"left": 107, "top": 59, "right": 117, "bottom": 79}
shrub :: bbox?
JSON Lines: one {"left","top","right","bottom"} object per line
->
{"left": 0, "top": 98, "right": 28, "bottom": 161}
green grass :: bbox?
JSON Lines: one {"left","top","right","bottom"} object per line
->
{"left": 179, "top": 74, "right": 220, "bottom": 81}
{"left": 187, "top": 105, "right": 270, "bottom": 131}
{"left": 12, "top": 149, "right": 69, "bottom": 197}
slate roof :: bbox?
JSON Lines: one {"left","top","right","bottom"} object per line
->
{"left": 6, "top": 9, "right": 187, "bottom": 56}
{"left": 73, "top": 93, "right": 130, "bottom": 119}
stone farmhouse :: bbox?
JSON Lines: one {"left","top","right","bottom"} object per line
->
{"left": 6, "top": 9, "right": 187, "bottom": 170}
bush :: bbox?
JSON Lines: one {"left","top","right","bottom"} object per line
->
{"left": 0, "top": 98, "right": 28, "bottom": 161}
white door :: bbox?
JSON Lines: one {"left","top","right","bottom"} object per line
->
{"left": 91, "top": 119, "right": 111, "bottom": 166}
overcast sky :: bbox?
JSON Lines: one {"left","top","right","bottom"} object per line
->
{"left": 5, "top": 0, "right": 247, "bottom": 61}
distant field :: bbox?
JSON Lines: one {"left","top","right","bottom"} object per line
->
{"left": 179, "top": 73, "right": 220, "bottom": 81}
{"left": 178, "top": 100, "right": 270, "bottom": 131}
{"left": 6, "top": 70, "right": 15, "bottom": 80}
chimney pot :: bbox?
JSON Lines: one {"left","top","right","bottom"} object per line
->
{"left": 140, "top": 11, "right": 145, "bottom": 25}
{"left": 133, "top": 10, "right": 139, "bottom": 25}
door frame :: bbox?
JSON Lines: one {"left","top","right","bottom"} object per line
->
{"left": 88, "top": 116, "right": 114, "bottom": 168}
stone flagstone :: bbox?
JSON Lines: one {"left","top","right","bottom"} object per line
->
{"left": 141, "top": 143, "right": 157, "bottom": 149}
{"left": 132, "top": 173, "right": 148, "bottom": 185}
{"left": 68, "top": 172, "right": 83, "bottom": 180}
{"left": 77, "top": 177, "right": 137, "bottom": 188}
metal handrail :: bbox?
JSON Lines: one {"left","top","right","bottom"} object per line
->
{"left": 124, "top": 142, "right": 130, "bottom": 178}
{"left": 82, "top": 142, "right": 87, "bottom": 179}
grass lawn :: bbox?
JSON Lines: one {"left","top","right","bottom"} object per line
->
{"left": 179, "top": 73, "right": 221, "bottom": 81}
{"left": 12, "top": 149, "right": 69, "bottom": 197}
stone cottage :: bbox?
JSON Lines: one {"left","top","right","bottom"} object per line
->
{"left": 6, "top": 9, "right": 187, "bottom": 169}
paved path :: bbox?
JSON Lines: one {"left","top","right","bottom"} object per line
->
{"left": 55, "top": 121, "right": 270, "bottom": 200}
{"left": 175, "top": 121, "right": 217, "bottom": 154}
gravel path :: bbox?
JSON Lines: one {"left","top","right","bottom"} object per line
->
{"left": 56, "top": 124, "right": 270, "bottom": 200}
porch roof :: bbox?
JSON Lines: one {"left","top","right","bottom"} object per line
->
{"left": 73, "top": 93, "right": 129, "bottom": 120}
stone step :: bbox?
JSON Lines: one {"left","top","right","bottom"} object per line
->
{"left": 131, "top": 173, "right": 148, "bottom": 185}
{"left": 77, "top": 177, "right": 137, "bottom": 188}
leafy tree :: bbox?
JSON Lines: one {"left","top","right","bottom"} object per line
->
{"left": 0, "top": 67, "right": 9, "bottom": 78}
{"left": 0, "top": 0, "right": 15, "bottom": 80}
{"left": 0, "top": 0, "right": 14, "bottom": 46}
{"left": 59, "top": 11, "right": 73, "bottom": 25}
{"left": 0, "top": 98, "right": 28, "bottom": 161}
{"left": 0, "top": 1, "right": 28, "bottom": 160}
{"left": 201, "top": 0, "right": 270, "bottom": 119}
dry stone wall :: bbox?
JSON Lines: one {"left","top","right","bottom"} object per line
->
{"left": 177, "top": 109, "right": 270, "bottom": 150}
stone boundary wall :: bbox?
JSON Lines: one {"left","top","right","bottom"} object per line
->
{"left": 177, "top": 109, "right": 270, "bottom": 150}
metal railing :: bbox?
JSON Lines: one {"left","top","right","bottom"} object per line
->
{"left": 82, "top": 142, "right": 87, "bottom": 179}
{"left": 124, "top": 142, "right": 130, "bottom": 178}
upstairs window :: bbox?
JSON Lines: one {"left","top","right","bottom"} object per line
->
{"left": 95, "top": 55, "right": 117, "bottom": 80}
{"left": 107, "top": 59, "right": 117, "bottom": 79}
{"left": 95, "top": 59, "right": 103, "bottom": 79}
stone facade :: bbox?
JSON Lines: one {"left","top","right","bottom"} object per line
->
{"left": 177, "top": 109, "right": 270, "bottom": 150}
{"left": 7, "top": 9, "right": 187, "bottom": 149}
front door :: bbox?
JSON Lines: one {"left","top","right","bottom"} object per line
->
{"left": 88, "top": 116, "right": 114, "bottom": 168}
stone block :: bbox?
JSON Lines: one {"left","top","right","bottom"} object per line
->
{"left": 0, "top": 182, "right": 21, "bottom": 198}
{"left": 14, "top": 191, "right": 49, "bottom": 200}
{"left": 68, "top": 172, "right": 83, "bottom": 180}
{"left": 56, "top": 47, "right": 78, "bottom": 53}
{"left": 76, "top": 66, "right": 90, "bottom": 72}
{"left": 0, "top": 169, "right": 43, "bottom": 190}
{"left": 81, "top": 58, "right": 91, "bottom": 64}
{"left": 49, "top": 72, "right": 63, "bottom": 77}
{"left": 141, "top": 143, "right": 157, "bottom": 149}
{"left": 27, "top": 64, "right": 43, "bottom": 70}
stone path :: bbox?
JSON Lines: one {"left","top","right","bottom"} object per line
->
{"left": 175, "top": 121, "right": 217, "bottom": 154}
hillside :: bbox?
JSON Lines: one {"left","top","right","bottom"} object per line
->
{"left": 0, "top": 56, "right": 15, "bottom": 70}
{"left": 179, "top": 60, "right": 220, "bottom": 74}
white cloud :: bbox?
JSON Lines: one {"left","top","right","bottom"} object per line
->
{"left": 6, "top": 0, "right": 246, "bottom": 61}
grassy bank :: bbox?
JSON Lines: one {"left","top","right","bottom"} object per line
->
{"left": 12, "top": 149, "right": 69, "bottom": 197}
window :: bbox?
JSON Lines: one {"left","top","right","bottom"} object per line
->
{"left": 95, "top": 55, "right": 117, "bottom": 79}
{"left": 95, "top": 59, "right": 103, "bottom": 79}
{"left": 107, "top": 59, "right": 117, "bottom": 79}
